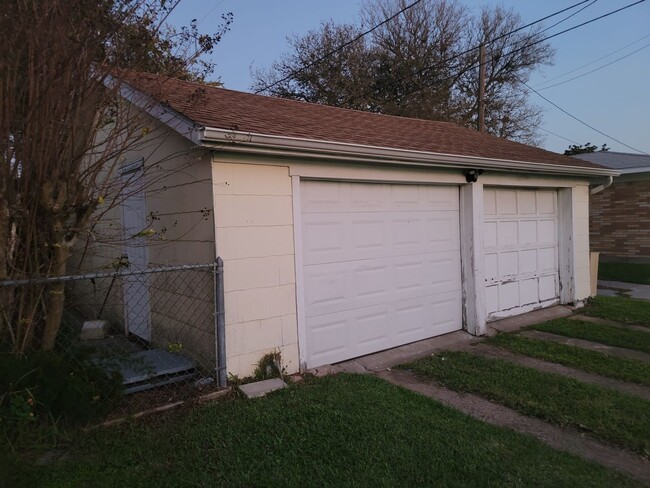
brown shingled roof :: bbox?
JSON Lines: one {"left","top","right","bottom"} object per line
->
{"left": 119, "top": 70, "right": 602, "bottom": 170}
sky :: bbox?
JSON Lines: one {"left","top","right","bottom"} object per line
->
{"left": 168, "top": 0, "right": 650, "bottom": 155}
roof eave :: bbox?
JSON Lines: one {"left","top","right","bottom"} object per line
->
{"left": 199, "top": 127, "right": 620, "bottom": 178}
{"left": 107, "top": 75, "right": 203, "bottom": 144}
{"left": 619, "top": 166, "right": 650, "bottom": 174}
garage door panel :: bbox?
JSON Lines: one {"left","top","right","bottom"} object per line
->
{"left": 352, "top": 217, "right": 387, "bottom": 254}
{"left": 499, "top": 282, "right": 519, "bottom": 310}
{"left": 427, "top": 252, "right": 462, "bottom": 290}
{"left": 539, "top": 275, "right": 558, "bottom": 301}
{"left": 484, "top": 189, "right": 497, "bottom": 215}
{"left": 302, "top": 181, "right": 459, "bottom": 214}
{"left": 537, "top": 191, "right": 556, "bottom": 214}
{"left": 304, "top": 251, "right": 460, "bottom": 318}
{"left": 518, "top": 191, "right": 537, "bottom": 214}
{"left": 519, "top": 249, "right": 538, "bottom": 274}
{"left": 497, "top": 221, "right": 518, "bottom": 247}
{"left": 395, "top": 293, "right": 461, "bottom": 341}
{"left": 302, "top": 180, "right": 462, "bottom": 368}
{"left": 302, "top": 218, "right": 348, "bottom": 265}
{"left": 519, "top": 278, "right": 539, "bottom": 305}
{"left": 485, "top": 254, "right": 498, "bottom": 281}
{"left": 303, "top": 211, "right": 458, "bottom": 265}
{"left": 538, "top": 220, "right": 557, "bottom": 244}
{"left": 539, "top": 247, "right": 557, "bottom": 272}
{"left": 486, "top": 285, "right": 499, "bottom": 314}
{"left": 484, "top": 188, "right": 559, "bottom": 319}
{"left": 497, "top": 251, "right": 519, "bottom": 278}
{"left": 307, "top": 292, "right": 463, "bottom": 365}
{"left": 519, "top": 221, "right": 538, "bottom": 245}
{"left": 306, "top": 316, "right": 350, "bottom": 365}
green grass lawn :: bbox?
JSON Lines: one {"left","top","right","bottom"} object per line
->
{"left": 8, "top": 374, "right": 640, "bottom": 487}
{"left": 531, "top": 319, "right": 650, "bottom": 354}
{"left": 581, "top": 296, "right": 650, "bottom": 327}
{"left": 486, "top": 333, "right": 650, "bottom": 386}
{"left": 599, "top": 262, "right": 650, "bottom": 286}
{"left": 403, "top": 352, "right": 650, "bottom": 456}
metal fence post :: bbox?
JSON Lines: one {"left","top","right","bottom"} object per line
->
{"left": 214, "top": 257, "right": 227, "bottom": 388}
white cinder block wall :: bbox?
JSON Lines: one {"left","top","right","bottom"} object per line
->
{"left": 211, "top": 158, "right": 592, "bottom": 377}
{"left": 212, "top": 161, "right": 300, "bottom": 377}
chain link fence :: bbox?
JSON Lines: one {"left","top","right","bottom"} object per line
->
{"left": 0, "top": 262, "right": 225, "bottom": 421}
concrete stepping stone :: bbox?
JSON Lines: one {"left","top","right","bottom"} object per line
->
{"left": 467, "top": 344, "right": 650, "bottom": 401}
{"left": 378, "top": 369, "right": 650, "bottom": 485}
{"left": 521, "top": 330, "right": 650, "bottom": 364}
{"left": 569, "top": 315, "right": 650, "bottom": 333}
{"left": 239, "top": 378, "right": 287, "bottom": 399}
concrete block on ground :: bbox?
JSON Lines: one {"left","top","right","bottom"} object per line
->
{"left": 239, "top": 378, "right": 287, "bottom": 399}
{"left": 80, "top": 320, "right": 110, "bottom": 341}
{"left": 333, "top": 361, "right": 369, "bottom": 374}
{"left": 307, "top": 365, "right": 334, "bottom": 377}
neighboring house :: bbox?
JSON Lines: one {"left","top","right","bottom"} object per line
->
{"left": 79, "top": 71, "right": 615, "bottom": 378}
{"left": 573, "top": 152, "right": 650, "bottom": 261}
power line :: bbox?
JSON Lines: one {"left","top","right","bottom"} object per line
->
{"left": 196, "top": 0, "right": 228, "bottom": 27}
{"left": 523, "top": 81, "right": 649, "bottom": 155}
{"left": 537, "top": 42, "right": 650, "bottom": 90}
{"left": 255, "top": 0, "right": 424, "bottom": 94}
{"left": 538, "top": 0, "right": 598, "bottom": 35}
{"left": 256, "top": 0, "right": 594, "bottom": 95}
{"left": 393, "top": 0, "right": 592, "bottom": 93}
{"left": 384, "top": 0, "right": 647, "bottom": 102}
{"left": 337, "top": 1, "right": 592, "bottom": 110}
{"left": 539, "top": 127, "right": 581, "bottom": 145}
{"left": 535, "top": 33, "right": 650, "bottom": 88}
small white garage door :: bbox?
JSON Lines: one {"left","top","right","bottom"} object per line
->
{"left": 300, "top": 181, "right": 462, "bottom": 368}
{"left": 484, "top": 188, "right": 560, "bottom": 319}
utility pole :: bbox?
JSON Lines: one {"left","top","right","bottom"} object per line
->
{"left": 478, "top": 43, "right": 486, "bottom": 132}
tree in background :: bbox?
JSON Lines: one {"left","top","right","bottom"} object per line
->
{"left": 0, "top": 0, "right": 231, "bottom": 353}
{"left": 564, "top": 142, "right": 610, "bottom": 155}
{"left": 252, "top": 0, "right": 554, "bottom": 145}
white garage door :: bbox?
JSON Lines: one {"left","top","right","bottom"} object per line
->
{"left": 300, "top": 181, "right": 462, "bottom": 368}
{"left": 484, "top": 188, "right": 559, "bottom": 319}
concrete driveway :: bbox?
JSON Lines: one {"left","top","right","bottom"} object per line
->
{"left": 598, "top": 280, "right": 650, "bottom": 300}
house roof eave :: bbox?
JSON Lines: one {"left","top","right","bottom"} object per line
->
{"left": 198, "top": 126, "right": 620, "bottom": 178}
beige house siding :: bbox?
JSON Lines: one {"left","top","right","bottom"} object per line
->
{"left": 212, "top": 161, "right": 299, "bottom": 377}
{"left": 69, "top": 116, "right": 217, "bottom": 369}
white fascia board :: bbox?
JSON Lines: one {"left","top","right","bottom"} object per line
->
{"left": 198, "top": 127, "right": 619, "bottom": 178}
{"left": 106, "top": 75, "right": 202, "bottom": 144}
{"left": 618, "top": 166, "right": 650, "bottom": 174}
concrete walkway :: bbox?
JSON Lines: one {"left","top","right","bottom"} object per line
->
{"left": 598, "top": 280, "right": 650, "bottom": 300}
{"left": 378, "top": 369, "right": 650, "bottom": 485}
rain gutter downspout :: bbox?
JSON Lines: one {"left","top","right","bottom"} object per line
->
{"left": 590, "top": 176, "right": 614, "bottom": 194}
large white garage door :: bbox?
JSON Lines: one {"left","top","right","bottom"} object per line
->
{"left": 300, "top": 181, "right": 462, "bottom": 368}
{"left": 484, "top": 188, "right": 560, "bottom": 319}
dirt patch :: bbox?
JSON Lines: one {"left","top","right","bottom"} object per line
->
{"left": 105, "top": 380, "right": 229, "bottom": 422}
